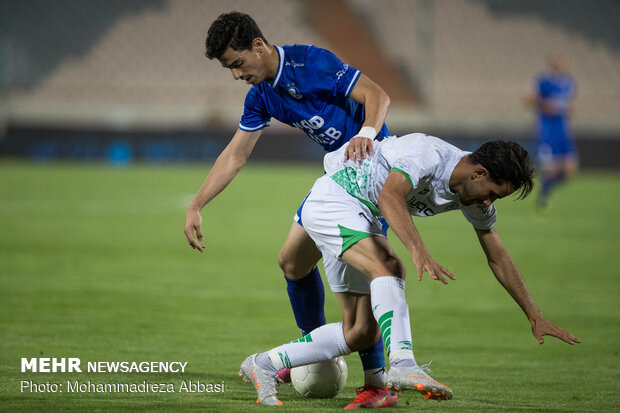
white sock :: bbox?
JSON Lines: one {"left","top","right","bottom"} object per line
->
{"left": 364, "top": 367, "right": 386, "bottom": 387}
{"left": 370, "top": 276, "right": 417, "bottom": 367}
{"left": 255, "top": 352, "right": 278, "bottom": 373}
{"left": 267, "top": 322, "right": 351, "bottom": 370}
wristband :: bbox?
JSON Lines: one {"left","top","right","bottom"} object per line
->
{"left": 356, "top": 126, "right": 377, "bottom": 140}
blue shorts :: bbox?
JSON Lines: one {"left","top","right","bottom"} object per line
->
{"left": 537, "top": 117, "right": 578, "bottom": 164}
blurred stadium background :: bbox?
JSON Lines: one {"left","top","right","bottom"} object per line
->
{"left": 1, "top": 0, "right": 619, "bottom": 167}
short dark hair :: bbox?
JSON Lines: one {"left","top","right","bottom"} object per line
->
{"left": 205, "top": 12, "right": 268, "bottom": 59}
{"left": 470, "top": 140, "right": 535, "bottom": 199}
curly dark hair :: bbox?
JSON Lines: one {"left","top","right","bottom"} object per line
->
{"left": 470, "top": 140, "right": 535, "bottom": 199}
{"left": 205, "top": 12, "right": 268, "bottom": 59}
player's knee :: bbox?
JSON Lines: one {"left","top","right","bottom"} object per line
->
{"left": 277, "top": 250, "right": 290, "bottom": 274}
{"left": 278, "top": 250, "right": 300, "bottom": 279}
{"left": 278, "top": 250, "right": 318, "bottom": 280}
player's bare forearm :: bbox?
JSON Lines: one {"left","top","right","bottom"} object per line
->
{"left": 346, "top": 74, "right": 390, "bottom": 160}
{"left": 378, "top": 172, "right": 455, "bottom": 284}
{"left": 184, "top": 153, "right": 244, "bottom": 252}
{"left": 188, "top": 151, "right": 246, "bottom": 211}
{"left": 184, "top": 129, "right": 262, "bottom": 251}
{"left": 350, "top": 74, "right": 390, "bottom": 132}
{"left": 188, "top": 129, "right": 262, "bottom": 210}
{"left": 378, "top": 178, "right": 422, "bottom": 253}
{"left": 475, "top": 228, "right": 581, "bottom": 345}
{"left": 476, "top": 228, "right": 541, "bottom": 319}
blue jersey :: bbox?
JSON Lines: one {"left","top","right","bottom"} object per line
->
{"left": 239, "top": 45, "right": 390, "bottom": 152}
{"left": 535, "top": 73, "right": 577, "bottom": 160}
{"left": 536, "top": 73, "right": 575, "bottom": 120}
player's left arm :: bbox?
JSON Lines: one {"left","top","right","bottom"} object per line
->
{"left": 346, "top": 74, "right": 390, "bottom": 161}
{"left": 475, "top": 227, "right": 581, "bottom": 345}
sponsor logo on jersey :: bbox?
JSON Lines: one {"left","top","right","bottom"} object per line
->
{"left": 408, "top": 197, "right": 435, "bottom": 216}
{"left": 292, "top": 115, "right": 343, "bottom": 146}
{"left": 285, "top": 60, "right": 305, "bottom": 68}
{"left": 288, "top": 86, "right": 303, "bottom": 100}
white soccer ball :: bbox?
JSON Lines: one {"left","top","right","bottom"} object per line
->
{"left": 290, "top": 357, "right": 348, "bottom": 398}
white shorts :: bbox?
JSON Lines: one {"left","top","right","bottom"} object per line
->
{"left": 300, "top": 175, "right": 386, "bottom": 294}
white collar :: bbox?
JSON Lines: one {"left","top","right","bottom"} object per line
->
{"left": 270, "top": 46, "right": 285, "bottom": 88}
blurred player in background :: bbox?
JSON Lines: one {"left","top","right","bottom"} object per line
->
{"left": 184, "top": 11, "right": 397, "bottom": 408}
{"left": 240, "top": 133, "right": 581, "bottom": 406}
{"left": 526, "top": 54, "right": 578, "bottom": 210}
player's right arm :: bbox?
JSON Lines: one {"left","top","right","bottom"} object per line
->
{"left": 377, "top": 171, "right": 455, "bottom": 284}
{"left": 184, "top": 128, "right": 263, "bottom": 252}
{"left": 524, "top": 78, "right": 558, "bottom": 116}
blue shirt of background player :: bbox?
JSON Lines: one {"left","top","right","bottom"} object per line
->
{"left": 535, "top": 73, "right": 576, "bottom": 156}
{"left": 239, "top": 45, "right": 390, "bottom": 152}
{"left": 536, "top": 73, "right": 576, "bottom": 120}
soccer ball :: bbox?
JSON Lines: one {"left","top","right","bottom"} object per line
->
{"left": 290, "top": 357, "right": 348, "bottom": 398}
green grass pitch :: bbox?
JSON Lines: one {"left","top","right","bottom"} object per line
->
{"left": 1, "top": 160, "right": 619, "bottom": 412}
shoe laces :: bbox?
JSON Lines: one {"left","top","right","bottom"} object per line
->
{"left": 420, "top": 361, "right": 432, "bottom": 374}
{"left": 353, "top": 384, "right": 381, "bottom": 400}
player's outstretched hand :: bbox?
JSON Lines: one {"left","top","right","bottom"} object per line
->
{"left": 184, "top": 208, "right": 205, "bottom": 252}
{"left": 411, "top": 250, "right": 456, "bottom": 285}
{"left": 345, "top": 136, "right": 374, "bottom": 161}
{"left": 531, "top": 317, "right": 581, "bottom": 345}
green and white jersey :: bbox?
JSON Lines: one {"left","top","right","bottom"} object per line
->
{"left": 323, "top": 133, "right": 497, "bottom": 230}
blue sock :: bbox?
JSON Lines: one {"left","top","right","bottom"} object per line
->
{"left": 359, "top": 336, "right": 386, "bottom": 371}
{"left": 285, "top": 267, "right": 326, "bottom": 336}
{"left": 542, "top": 172, "right": 566, "bottom": 198}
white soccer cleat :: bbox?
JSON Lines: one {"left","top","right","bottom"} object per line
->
{"left": 239, "top": 354, "right": 283, "bottom": 406}
{"left": 386, "top": 364, "right": 452, "bottom": 401}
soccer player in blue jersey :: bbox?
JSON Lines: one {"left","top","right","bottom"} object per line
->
{"left": 183, "top": 11, "right": 395, "bottom": 408}
{"left": 526, "top": 54, "right": 578, "bottom": 210}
